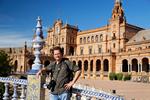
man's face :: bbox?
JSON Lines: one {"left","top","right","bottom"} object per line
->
{"left": 53, "top": 50, "right": 63, "bottom": 61}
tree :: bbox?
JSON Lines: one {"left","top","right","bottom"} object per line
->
{"left": 0, "top": 50, "right": 12, "bottom": 77}
{"left": 0, "top": 50, "right": 13, "bottom": 98}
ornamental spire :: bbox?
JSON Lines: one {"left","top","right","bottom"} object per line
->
{"left": 115, "top": 0, "right": 121, "bottom": 3}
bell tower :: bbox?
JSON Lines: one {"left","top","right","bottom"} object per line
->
{"left": 111, "top": 0, "right": 125, "bottom": 23}
{"left": 108, "top": 0, "right": 126, "bottom": 53}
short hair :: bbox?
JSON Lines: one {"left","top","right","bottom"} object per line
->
{"left": 52, "top": 46, "right": 64, "bottom": 55}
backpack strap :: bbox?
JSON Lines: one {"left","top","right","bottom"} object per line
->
{"left": 64, "top": 60, "right": 74, "bottom": 81}
{"left": 50, "top": 62, "right": 56, "bottom": 80}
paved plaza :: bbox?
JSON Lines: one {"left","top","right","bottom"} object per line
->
{"left": 77, "top": 78, "right": 150, "bottom": 100}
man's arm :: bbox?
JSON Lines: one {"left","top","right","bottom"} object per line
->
{"left": 36, "top": 62, "right": 54, "bottom": 78}
{"left": 64, "top": 70, "right": 81, "bottom": 90}
{"left": 36, "top": 67, "right": 47, "bottom": 78}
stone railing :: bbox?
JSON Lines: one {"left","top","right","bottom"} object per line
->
{"left": 71, "top": 84, "right": 124, "bottom": 100}
{"left": 0, "top": 77, "right": 124, "bottom": 100}
{"left": 43, "top": 83, "right": 124, "bottom": 100}
{"left": 0, "top": 77, "right": 27, "bottom": 100}
{"left": 131, "top": 75, "right": 150, "bottom": 83}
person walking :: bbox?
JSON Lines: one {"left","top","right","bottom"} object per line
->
{"left": 36, "top": 46, "right": 81, "bottom": 100}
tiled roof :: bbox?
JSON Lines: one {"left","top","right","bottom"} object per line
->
{"left": 127, "top": 29, "right": 150, "bottom": 44}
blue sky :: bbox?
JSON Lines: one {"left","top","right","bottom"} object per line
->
{"left": 0, "top": 0, "right": 150, "bottom": 47}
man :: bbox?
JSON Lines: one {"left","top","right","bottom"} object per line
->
{"left": 36, "top": 46, "right": 81, "bottom": 100}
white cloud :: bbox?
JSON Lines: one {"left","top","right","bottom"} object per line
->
{"left": 0, "top": 32, "right": 32, "bottom": 48}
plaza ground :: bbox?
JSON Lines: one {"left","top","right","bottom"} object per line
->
{"left": 45, "top": 77, "right": 150, "bottom": 100}
{"left": 77, "top": 78, "right": 150, "bottom": 100}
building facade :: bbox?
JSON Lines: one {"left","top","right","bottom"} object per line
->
{"left": 1, "top": 0, "right": 150, "bottom": 80}
{"left": 43, "top": 0, "right": 150, "bottom": 79}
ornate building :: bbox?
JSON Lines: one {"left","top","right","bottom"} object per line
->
{"left": 1, "top": 0, "right": 150, "bottom": 79}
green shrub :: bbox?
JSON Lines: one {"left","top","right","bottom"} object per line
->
{"left": 109, "top": 72, "right": 116, "bottom": 80}
{"left": 116, "top": 73, "right": 123, "bottom": 80}
{"left": 123, "top": 74, "right": 131, "bottom": 81}
{"left": 0, "top": 83, "right": 4, "bottom": 99}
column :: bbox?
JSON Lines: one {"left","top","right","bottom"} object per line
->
{"left": 128, "top": 64, "right": 130, "bottom": 73}
{"left": 149, "top": 63, "right": 150, "bottom": 74}
{"left": 100, "top": 60, "right": 104, "bottom": 80}
{"left": 120, "top": 64, "right": 122, "bottom": 72}
{"left": 3, "top": 83, "right": 9, "bottom": 100}
{"left": 141, "top": 63, "right": 142, "bottom": 72}
{"left": 81, "top": 62, "right": 85, "bottom": 78}
{"left": 109, "top": 59, "right": 112, "bottom": 73}
{"left": 139, "top": 63, "right": 141, "bottom": 72}
{"left": 26, "top": 75, "right": 46, "bottom": 100}
{"left": 93, "top": 60, "right": 96, "bottom": 79}
{"left": 130, "top": 64, "right": 132, "bottom": 72}
{"left": 87, "top": 60, "right": 90, "bottom": 79}
{"left": 138, "top": 63, "right": 140, "bottom": 73}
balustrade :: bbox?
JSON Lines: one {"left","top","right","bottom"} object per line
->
{"left": 0, "top": 77, "right": 27, "bottom": 100}
{"left": 0, "top": 77, "right": 124, "bottom": 100}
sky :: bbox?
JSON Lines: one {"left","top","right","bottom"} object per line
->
{"left": 0, "top": 0, "right": 150, "bottom": 48}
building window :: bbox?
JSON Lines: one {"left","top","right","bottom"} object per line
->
{"left": 100, "top": 34, "right": 103, "bottom": 42}
{"left": 128, "top": 48, "right": 131, "bottom": 51}
{"left": 91, "top": 36, "right": 94, "bottom": 42}
{"left": 112, "top": 33, "right": 116, "bottom": 40}
{"left": 89, "top": 46, "right": 92, "bottom": 54}
{"left": 80, "top": 47, "right": 84, "bottom": 55}
{"left": 98, "top": 45, "right": 102, "bottom": 53}
{"left": 83, "top": 37, "right": 86, "bottom": 43}
{"left": 113, "top": 43, "right": 115, "bottom": 48}
{"left": 80, "top": 38, "right": 82, "bottom": 44}
{"left": 95, "top": 35, "right": 98, "bottom": 42}
{"left": 87, "top": 36, "right": 90, "bottom": 43}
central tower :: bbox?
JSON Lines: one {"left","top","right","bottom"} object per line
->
{"left": 108, "top": 0, "right": 126, "bottom": 53}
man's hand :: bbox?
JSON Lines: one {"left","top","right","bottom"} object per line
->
{"left": 64, "top": 81, "right": 74, "bottom": 90}
{"left": 36, "top": 70, "right": 42, "bottom": 78}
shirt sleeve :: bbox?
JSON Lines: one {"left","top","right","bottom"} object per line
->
{"left": 65, "top": 60, "right": 80, "bottom": 72}
{"left": 46, "top": 61, "right": 55, "bottom": 71}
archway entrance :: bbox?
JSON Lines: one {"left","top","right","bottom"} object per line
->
{"left": 142, "top": 58, "right": 149, "bottom": 72}
{"left": 96, "top": 59, "right": 101, "bottom": 71}
{"left": 84, "top": 60, "right": 88, "bottom": 71}
{"left": 132, "top": 59, "right": 138, "bottom": 72}
{"left": 103, "top": 59, "right": 109, "bottom": 72}
{"left": 122, "top": 59, "right": 128, "bottom": 72}
{"left": 78, "top": 60, "right": 82, "bottom": 70}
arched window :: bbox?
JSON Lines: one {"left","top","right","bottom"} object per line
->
{"left": 80, "top": 47, "right": 84, "bottom": 55}
{"left": 80, "top": 38, "right": 82, "bottom": 44}
{"left": 95, "top": 35, "right": 98, "bottom": 42}
{"left": 122, "top": 59, "right": 128, "bottom": 72}
{"left": 83, "top": 37, "right": 86, "bottom": 43}
{"left": 100, "top": 34, "right": 103, "bottom": 42}
{"left": 91, "top": 36, "right": 94, "bottom": 42}
{"left": 87, "top": 36, "right": 90, "bottom": 43}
